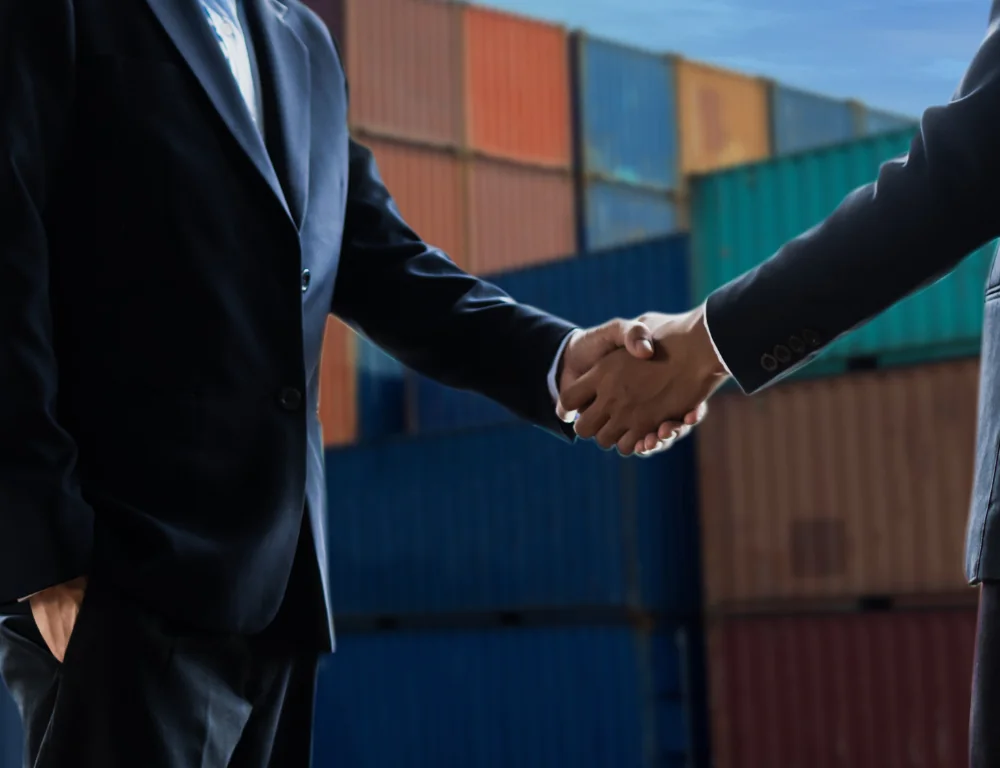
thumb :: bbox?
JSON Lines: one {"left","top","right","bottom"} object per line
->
{"left": 622, "top": 320, "right": 654, "bottom": 358}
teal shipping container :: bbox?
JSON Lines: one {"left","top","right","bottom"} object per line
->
{"left": 769, "top": 84, "right": 856, "bottom": 155}
{"left": 692, "top": 128, "right": 994, "bottom": 376}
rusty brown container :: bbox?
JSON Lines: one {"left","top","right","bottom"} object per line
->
{"left": 698, "top": 360, "right": 979, "bottom": 610}
{"left": 467, "top": 158, "right": 576, "bottom": 274}
{"left": 675, "top": 58, "right": 770, "bottom": 177}
{"left": 707, "top": 609, "right": 977, "bottom": 768}
{"left": 463, "top": 6, "right": 572, "bottom": 168}
{"left": 306, "top": 0, "right": 463, "bottom": 146}
{"left": 362, "top": 137, "right": 468, "bottom": 269}
{"left": 319, "top": 316, "right": 357, "bottom": 447}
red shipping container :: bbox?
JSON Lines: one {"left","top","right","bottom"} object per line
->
{"left": 463, "top": 6, "right": 572, "bottom": 168}
{"left": 363, "top": 138, "right": 468, "bottom": 269}
{"left": 468, "top": 158, "right": 576, "bottom": 274}
{"left": 708, "top": 609, "right": 978, "bottom": 768}
{"left": 319, "top": 316, "right": 357, "bottom": 446}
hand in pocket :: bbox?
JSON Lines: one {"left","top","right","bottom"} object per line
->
{"left": 29, "top": 577, "right": 88, "bottom": 662}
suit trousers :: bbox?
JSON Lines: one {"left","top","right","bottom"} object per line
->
{"left": 973, "top": 581, "right": 1000, "bottom": 767}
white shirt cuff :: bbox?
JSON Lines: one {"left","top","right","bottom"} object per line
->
{"left": 702, "top": 304, "right": 732, "bottom": 377}
{"left": 547, "top": 329, "right": 579, "bottom": 403}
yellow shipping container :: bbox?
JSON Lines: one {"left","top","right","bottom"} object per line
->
{"left": 675, "top": 59, "right": 771, "bottom": 176}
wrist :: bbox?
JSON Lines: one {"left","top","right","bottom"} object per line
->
{"left": 689, "top": 305, "right": 729, "bottom": 380}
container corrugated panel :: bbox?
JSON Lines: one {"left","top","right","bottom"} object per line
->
{"left": 323, "top": 421, "right": 700, "bottom": 616}
{"left": 319, "top": 316, "right": 357, "bottom": 447}
{"left": 355, "top": 335, "right": 406, "bottom": 441}
{"left": 0, "top": 686, "right": 19, "bottom": 768}
{"left": 573, "top": 35, "right": 678, "bottom": 190}
{"left": 769, "top": 83, "right": 856, "bottom": 156}
{"left": 463, "top": 6, "right": 572, "bottom": 167}
{"left": 698, "top": 360, "right": 979, "bottom": 609}
{"left": 410, "top": 235, "right": 690, "bottom": 436}
{"left": 362, "top": 138, "right": 468, "bottom": 270}
{"left": 314, "top": 622, "right": 708, "bottom": 768}
{"left": 581, "top": 181, "right": 681, "bottom": 253}
{"left": 707, "top": 609, "right": 976, "bottom": 768}
{"left": 467, "top": 159, "right": 576, "bottom": 274}
{"left": 858, "top": 105, "right": 918, "bottom": 136}
{"left": 675, "top": 59, "right": 770, "bottom": 177}
{"left": 309, "top": 0, "right": 463, "bottom": 146}
{"left": 692, "top": 129, "right": 994, "bottom": 372}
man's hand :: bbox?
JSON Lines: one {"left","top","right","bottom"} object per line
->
{"left": 29, "top": 576, "right": 87, "bottom": 662}
{"left": 559, "top": 306, "right": 729, "bottom": 455}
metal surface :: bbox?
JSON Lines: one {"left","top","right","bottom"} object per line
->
{"left": 323, "top": 421, "right": 700, "bottom": 617}
{"left": 362, "top": 137, "right": 468, "bottom": 269}
{"left": 691, "top": 129, "right": 994, "bottom": 370}
{"left": 707, "top": 609, "right": 976, "bottom": 768}
{"left": 572, "top": 35, "right": 678, "bottom": 190}
{"left": 355, "top": 335, "right": 406, "bottom": 441}
{"left": 314, "top": 622, "right": 707, "bottom": 768}
{"left": 580, "top": 180, "right": 681, "bottom": 253}
{"left": 319, "top": 316, "right": 357, "bottom": 447}
{"left": 675, "top": 59, "right": 770, "bottom": 177}
{"left": 856, "top": 104, "right": 918, "bottom": 136}
{"left": 769, "top": 83, "right": 856, "bottom": 156}
{"left": 467, "top": 159, "right": 576, "bottom": 274}
{"left": 463, "top": 6, "right": 572, "bottom": 168}
{"left": 698, "top": 360, "right": 979, "bottom": 609}
{"left": 410, "top": 235, "right": 690, "bottom": 435}
{"left": 0, "top": 687, "right": 19, "bottom": 768}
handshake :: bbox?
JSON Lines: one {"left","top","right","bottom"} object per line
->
{"left": 556, "top": 305, "right": 730, "bottom": 456}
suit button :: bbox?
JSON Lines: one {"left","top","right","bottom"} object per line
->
{"left": 803, "top": 329, "right": 821, "bottom": 347}
{"left": 301, "top": 269, "right": 311, "bottom": 293}
{"left": 760, "top": 353, "right": 778, "bottom": 372}
{"left": 278, "top": 387, "right": 303, "bottom": 411}
{"left": 774, "top": 344, "right": 791, "bottom": 363}
{"left": 789, "top": 335, "right": 805, "bottom": 354}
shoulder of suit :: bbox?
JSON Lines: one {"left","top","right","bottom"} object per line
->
{"left": 283, "top": 0, "right": 342, "bottom": 53}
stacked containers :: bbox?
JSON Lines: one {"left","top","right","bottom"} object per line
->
{"left": 690, "top": 129, "right": 988, "bottom": 764}
{"left": 767, "top": 83, "right": 856, "bottom": 155}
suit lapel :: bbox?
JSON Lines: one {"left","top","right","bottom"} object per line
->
{"left": 245, "top": 0, "right": 312, "bottom": 229}
{"left": 143, "top": 0, "right": 293, "bottom": 222}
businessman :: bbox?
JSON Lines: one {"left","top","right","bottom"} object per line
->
{"left": 559, "top": 4, "right": 1000, "bottom": 765}
{"left": 0, "top": 1, "right": 676, "bottom": 765}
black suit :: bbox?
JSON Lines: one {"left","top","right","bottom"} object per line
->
{"left": 0, "top": 0, "right": 574, "bottom": 763}
{"left": 704, "top": 3, "right": 1000, "bottom": 764}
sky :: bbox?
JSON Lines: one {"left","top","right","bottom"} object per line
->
{"left": 484, "top": 0, "right": 989, "bottom": 117}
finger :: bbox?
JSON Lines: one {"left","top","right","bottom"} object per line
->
{"left": 574, "top": 402, "right": 609, "bottom": 440}
{"left": 622, "top": 321, "right": 654, "bottom": 359}
{"left": 595, "top": 419, "right": 629, "bottom": 451}
{"left": 560, "top": 367, "right": 600, "bottom": 415}
{"left": 617, "top": 428, "right": 647, "bottom": 456}
{"left": 638, "top": 435, "right": 676, "bottom": 457}
{"left": 556, "top": 398, "right": 572, "bottom": 423}
{"left": 657, "top": 421, "right": 684, "bottom": 441}
{"left": 684, "top": 402, "right": 709, "bottom": 426}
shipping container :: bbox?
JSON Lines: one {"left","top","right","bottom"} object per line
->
{"left": 323, "top": 422, "right": 700, "bottom": 617}
{"left": 571, "top": 35, "right": 678, "bottom": 190}
{"left": 355, "top": 335, "right": 406, "bottom": 441}
{"left": 362, "top": 137, "right": 469, "bottom": 269}
{"left": 707, "top": 609, "right": 976, "bottom": 768}
{"left": 768, "top": 83, "right": 856, "bottom": 156}
{"left": 698, "top": 361, "right": 978, "bottom": 610}
{"left": 463, "top": 6, "right": 572, "bottom": 167}
{"left": 853, "top": 102, "right": 918, "bottom": 136}
{"left": 410, "top": 235, "right": 690, "bottom": 436}
{"left": 692, "top": 129, "right": 994, "bottom": 373}
{"left": 307, "top": 0, "right": 463, "bottom": 146}
{"left": 579, "top": 180, "right": 681, "bottom": 253}
{"left": 0, "top": 686, "right": 19, "bottom": 768}
{"left": 314, "top": 621, "right": 709, "bottom": 768}
{"left": 319, "top": 316, "right": 357, "bottom": 447}
{"left": 675, "top": 59, "right": 770, "bottom": 177}
{"left": 467, "top": 159, "right": 576, "bottom": 274}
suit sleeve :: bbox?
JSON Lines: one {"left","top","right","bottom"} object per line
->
{"left": 331, "top": 138, "right": 577, "bottom": 439}
{"left": 705, "top": 21, "right": 1000, "bottom": 394}
{"left": 0, "top": 2, "right": 95, "bottom": 603}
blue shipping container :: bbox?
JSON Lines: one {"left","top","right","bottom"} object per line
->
{"left": 355, "top": 335, "right": 406, "bottom": 441}
{"left": 572, "top": 35, "right": 678, "bottom": 191}
{"left": 0, "top": 685, "right": 20, "bottom": 768}
{"left": 313, "top": 622, "right": 709, "bottom": 768}
{"left": 324, "top": 422, "right": 700, "bottom": 617}
{"left": 769, "top": 84, "right": 856, "bottom": 156}
{"left": 580, "top": 180, "right": 681, "bottom": 253}
{"left": 410, "top": 235, "right": 690, "bottom": 436}
{"left": 859, "top": 106, "right": 918, "bottom": 136}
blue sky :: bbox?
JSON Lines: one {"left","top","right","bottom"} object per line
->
{"left": 484, "top": 0, "right": 989, "bottom": 117}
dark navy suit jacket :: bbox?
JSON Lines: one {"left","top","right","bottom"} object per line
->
{"left": 705, "top": 2, "right": 1000, "bottom": 586}
{"left": 0, "top": 0, "right": 575, "bottom": 650}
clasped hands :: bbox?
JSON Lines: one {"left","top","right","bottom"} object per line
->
{"left": 557, "top": 305, "right": 729, "bottom": 456}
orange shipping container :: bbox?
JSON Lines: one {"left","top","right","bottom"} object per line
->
{"left": 468, "top": 158, "right": 576, "bottom": 274}
{"left": 698, "top": 360, "right": 979, "bottom": 610}
{"left": 319, "top": 316, "right": 357, "bottom": 447}
{"left": 463, "top": 6, "right": 572, "bottom": 168}
{"left": 363, "top": 138, "right": 469, "bottom": 269}
{"left": 307, "top": 0, "right": 463, "bottom": 146}
{"left": 675, "top": 59, "right": 770, "bottom": 176}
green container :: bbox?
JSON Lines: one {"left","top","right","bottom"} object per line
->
{"left": 691, "top": 129, "right": 993, "bottom": 379}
